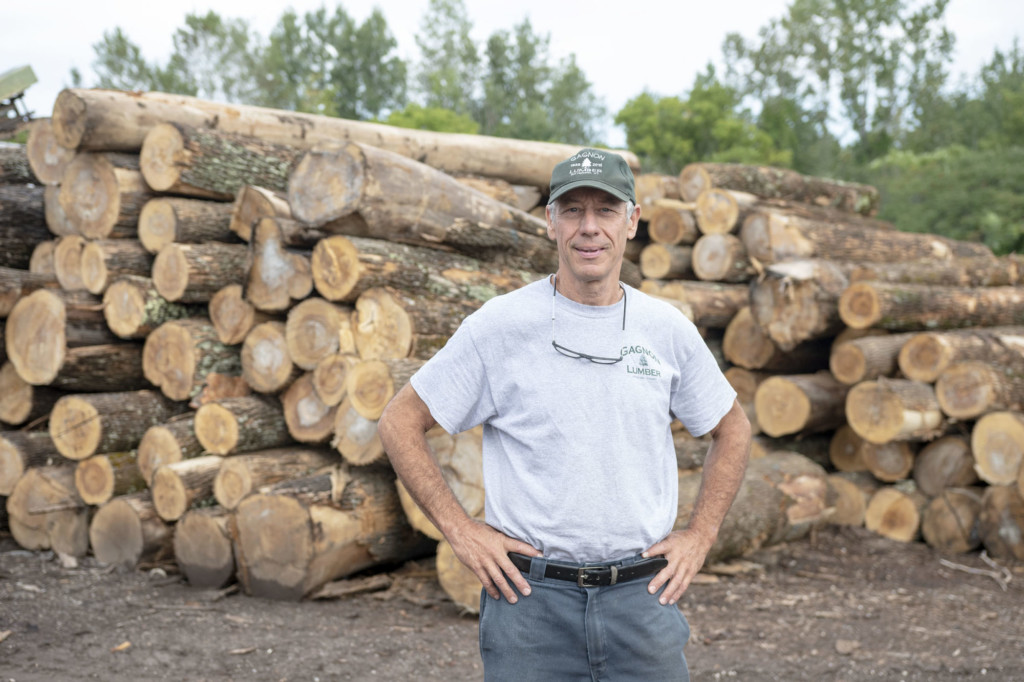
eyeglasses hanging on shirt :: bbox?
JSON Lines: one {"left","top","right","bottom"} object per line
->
{"left": 550, "top": 275, "right": 627, "bottom": 365}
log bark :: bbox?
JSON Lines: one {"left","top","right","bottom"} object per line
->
{"left": 48, "top": 389, "right": 188, "bottom": 461}
{"left": 213, "top": 446, "right": 338, "bottom": 511}
{"left": 749, "top": 260, "right": 849, "bottom": 351}
{"left": 676, "top": 451, "right": 832, "bottom": 564}
{"left": 6, "top": 464, "right": 89, "bottom": 556}
{"left": 26, "top": 118, "right": 76, "bottom": 185}
{"left": 839, "top": 282, "right": 1024, "bottom": 331}
{"left": 246, "top": 217, "right": 313, "bottom": 312}
{"left": 723, "top": 306, "right": 831, "bottom": 372}
{"left": 741, "top": 211, "right": 991, "bottom": 266}
{"left": 52, "top": 88, "right": 638, "bottom": 188}
{"left": 845, "top": 379, "right": 946, "bottom": 444}
{"left": 0, "top": 184, "right": 51, "bottom": 269}
{"left": 80, "top": 239, "right": 153, "bottom": 295}
{"left": 241, "top": 321, "right": 299, "bottom": 394}
{"left": 59, "top": 152, "right": 152, "bottom": 239}
{"left": 0, "top": 266, "right": 59, "bottom": 318}
{"left": 979, "top": 485, "right": 1024, "bottom": 561}
{"left": 310, "top": 234, "right": 539, "bottom": 304}
{"left": 89, "top": 491, "right": 174, "bottom": 568}
{"left": 970, "top": 411, "right": 1024, "bottom": 486}
{"left": 142, "top": 318, "right": 243, "bottom": 403}
{"left": 843, "top": 255, "right": 1020, "bottom": 287}
{"left": 151, "top": 454, "right": 224, "bottom": 522}
{"left": 829, "top": 332, "right": 916, "bottom": 386}
{"left": 137, "top": 412, "right": 202, "bottom": 485}
{"left": 898, "top": 326, "right": 1024, "bottom": 383}
{"left": 102, "top": 275, "right": 201, "bottom": 340}
{"left": 0, "top": 430, "right": 59, "bottom": 495}
{"left": 638, "top": 243, "right": 694, "bottom": 280}
{"left": 0, "top": 361, "right": 62, "bottom": 426}
{"left": 230, "top": 464, "right": 434, "bottom": 600}
{"left": 865, "top": 484, "right": 928, "bottom": 542}
{"left": 74, "top": 451, "right": 145, "bottom": 506}
{"left": 138, "top": 196, "right": 236, "bottom": 254}
{"left": 691, "top": 233, "right": 755, "bottom": 283}
{"left": 644, "top": 199, "right": 698, "bottom": 246}
{"left": 152, "top": 242, "right": 250, "bottom": 303}
{"left": 194, "top": 395, "right": 292, "bottom": 455}
{"left": 53, "top": 234, "right": 87, "bottom": 291}
{"left": 331, "top": 397, "right": 385, "bottom": 465}
{"left": 921, "top": 487, "right": 984, "bottom": 554}
{"left": 312, "top": 353, "right": 359, "bottom": 407}
{"left": 285, "top": 297, "right": 355, "bottom": 371}
{"left": 288, "top": 143, "right": 558, "bottom": 273}
{"left": 678, "top": 162, "right": 879, "bottom": 215}
{"left": 281, "top": 373, "right": 337, "bottom": 443}
{"left": 5, "top": 288, "right": 119, "bottom": 385}
{"left": 913, "top": 435, "right": 979, "bottom": 497}
{"left": 0, "top": 141, "right": 33, "bottom": 184}
{"left": 209, "top": 284, "right": 275, "bottom": 346}
{"left": 174, "top": 506, "right": 236, "bottom": 589}
{"left": 753, "top": 371, "right": 849, "bottom": 437}
{"left": 352, "top": 287, "right": 480, "bottom": 361}
{"left": 935, "top": 360, "right": 1024, "bottom": 419}
{"left": 230, "top": 185, "right": 291, "bottom": 243}
{"left": 140, "top": 122, "right": 304, "bottom": 198}
{"left": 639, "top": 280, "right": 749, "bottom": 329}
{"left": 42, "top": 343, "right": 148, "bottom": 393}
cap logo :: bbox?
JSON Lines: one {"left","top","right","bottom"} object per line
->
{"left": 569, "top": 151, "right": 606, "bottom": 177}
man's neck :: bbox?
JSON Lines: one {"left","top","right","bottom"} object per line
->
{"left": 551, "top": 273, "right": 623, "bottom": 307}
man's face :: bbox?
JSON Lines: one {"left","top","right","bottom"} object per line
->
{"left": 546, "top": 187, "right": 640, "bottom": 289}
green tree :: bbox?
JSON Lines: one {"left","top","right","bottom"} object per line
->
{"left": 164, "top": 11, "right": 261, "bottom": 102}
{"left": 415, "top": 0, "right": 479, "bottom": 116}
{"left": 90, "top": 28, "right": 158, "bottom": 91}
{"left": 385, "top": 103, "right": 479, "bottom": 133}
{"left": 335, "top": 9, "right": 407, "bottom": 120}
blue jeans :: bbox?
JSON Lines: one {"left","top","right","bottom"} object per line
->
{"left": 478, "top": 555, "right": 691, "bottom": 681}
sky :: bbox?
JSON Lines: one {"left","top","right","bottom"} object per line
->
{"left": 3, "top": 0, "right": 1022, "bottom": 147}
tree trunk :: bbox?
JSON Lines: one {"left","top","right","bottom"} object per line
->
{"left": 0, "top": 429, "right": 60, "bottom": 495}
{"left": 174, "top": 506, "right": 236, "bottom": 589}
{"left": 212, "top": 446, "right": 338, "bottom": 511}
{"left": 30, "top": 239, "right": 57, "bottom": 275}
{"left": 152, "top": 242, "right": 250, "bottom": 303}
{"left": 281, "top": 373, "right": 337, "bottom": 443}
{"left": 936, "top": 360, "right": 1024, "bottom": 419}
{"left": 826, "top": 471, "right": 879, "bottom": 526}
{"left": 59, "top": 152, "right": 152, "bottom": 239}
{"left": 0, "top": 361, "right": 62, "bottom": 426}
{"left": 285, "top": 297, "right": 355, "bottom": 371}
{"left": 26, "top": 118, "right": 76, "bottom": 185}
{"left": 44, "top": 185, "right": 75, "bottom": 237}
{"left": 74, "top": 451, "right": 145, "bottom": 506}
{"left": 352, "top": 287, "right": 480, "bottom": 361}
{"left": 644, "top": 198, "right": 698, "bottom": 246}
{"left": 898, "top": 326, "right": 1024, "bottom": 383}
{"left": 860, "top": 440, "right": 917, "bottom": 483}
{"left": 921, "top": 487, "right": 984, "bottom": 554}
{"left": 753, "top": 371, "right": 849, "bottom": 437}
{"left": 829, "top": 332, "right": 916, "bottom": 386}
{"left": 230, "top": 185, "right": 291, "bottom": 242}
{"left": 150, "top": 454, "right": 224, "bottom": 522}
{"left": 48, "top": 389, "right": 188, "bottom": 461}
{"left": 839, "top": 282, "right": 1024, "bottom": 331}
{"left": 138, "top": 196, "right": 235, "bottom": 254}
{"left": 245, "top": 217, "right": 313, "bottom": 312}
{"left": 240, "top": 321, "right": 299, "bottom": 394}
{"left": 346, "top": 358, "right": 425, "bottom": 421}
{"left": 0, "top": 185, "right": 51, "bottom": 269}
{"left": 828, "top": 424, "right": 870, "bottom": 473}
{"left": 52, "top": 88, "right": 638, "bottom": 188}
{"left": 843, "top": 255, "right": 1020, "bottom": 287}
{"left": 194, "top": 395, "right": 292, "bottom": 455}
{"left": 6, "top": 464, "right": 89, "bottom": 556}
{"left": 723, "top": 306, "right": 831, "bottom": 372}
{"left": 691, "top": 233, "right": 755, "bottom": 283}
{"left": 140, "top": 122, "right": 304, "bottom": 198}
{"left": 640, "top": 280, "right": 749, "bottom": 329}
{"left": 89, "top": 491, "right": 174, "bottom": 568}
{"left": 638, "top": 243, "right": 694, "bottom": 280}
{"left": 43, "top": 343, "right": 149, "bottom": 392}
{"left": 331, "top": 397, "right": 385, "bottom": 465}
{"left": 136, "top": 412, "right": 202, "bottom": 485}
{"left": 749, "top": 260, "right": 849, "bottom": 350}
{"left": 230, "top": 464, "right": 434, "bottom": 600}
{"left": 0, "top": 265, "right": 59, "bottom": 317}
{"left": 102, "top": 275, "right": 201, "bottom": 340}
{"left": 724, "top": 367, "right": 769, "bottom": 436}
{"left": 5, "top": 288, "right": 119, "bottom": 385}
{"left": 694, "top": 188, "right": 757, "bottom": 235}
{"left": 865, "top": 485, "right": 928, "bottom": 542}
{"left": 678, "top": 162, "right": 879, "bottom": 215}
{"left": 288, "top": 143, "right": 558, "bottom": 274}
{"left": 741, "top": 211, "right": 991, "bottom": 266}
{"left": 978, "top": 484, "right": 1024, "bottom": 561}
{"left": 209, "top": 284, "right": 276, "bottom": 346}
{"left": 845, "top": 379, "right": 946, "bottom": 444}
{"left": 0, "top": 141, "right": 33, "bottom": 184}
{"left": 912, "top": 435, "right": 979, "bottom": 497}
{"left": 970, "top": 411, "right": 1024, "bottom": 486}
{"left": 142, "top": 318, "right": 243, "bottom": 403}
{"left": 53, "top": 234, "right": 87, "bottom": 291}
{"left": 636, "top": 173, "right": 681, "bottom": 209}
{"left": 79, "top": 239, "right": 153, "bottom": 295}
{"left": 676, "top": 451, "right": 832, "bottom": 564}
{"left": 312, "top": 353, "right": 359, "bottom": 407}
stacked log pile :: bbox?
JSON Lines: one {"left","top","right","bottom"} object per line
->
{"left": 2, "top": 90, "right": 1021, "bottom": 614}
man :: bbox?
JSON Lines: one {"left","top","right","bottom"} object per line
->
{"left": 378, "top": 148, "right": 751, "bottom": 681}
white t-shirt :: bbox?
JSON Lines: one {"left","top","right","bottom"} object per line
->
{"left": 410, "top": 277, "right": 736, "bottom": 562}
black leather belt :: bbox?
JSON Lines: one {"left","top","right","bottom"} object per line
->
{"left": 508, "top": 552, "right": 668, "bottom": 588}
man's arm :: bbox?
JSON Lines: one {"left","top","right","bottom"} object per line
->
{"left": 377, "top": 383, "right": 540, "bottom": 603}
{"left": 643, "top": 399, "right": 751, "bottom": 605}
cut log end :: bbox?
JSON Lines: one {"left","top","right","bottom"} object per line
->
{"left": 139, "top": 123, "right": 186, "bottom": 192}
{"left": 49, "top": 395, "right": 101, "bottom": 461}
{"left": 174, "top": 509, "right": 235, "bottom": 589}
{"left": 74, "top": 455, "right": 116, "bottom": 506}
{"left": 312, "top": 236, "right": 361, "bottom": 302}
{"left": 897, "top": 334, "right": 950, "bottom": 383}
{"left": 753, "top": 376, "right": 811, "bottom": 437}
{"left": 829, "top": 343, "right": 868, "bottom": 386}
{"left": 838, "top": 282, "right": 882, "bottom": 329}
{"left": 151, "top": 466, "right": 189, "bottom": 521}
{"left": 935, "top": 361, "right": 996, "bottom": 420}
{"left": 971, "top": 412, "right": 1024, "bottom": 486}
{"left": 138, "top": 198, "right": 178, "bottom": 253}
{"left": 152, "top": 244, "right": 190, "bottom": 302}
{"left": 194, "top": 402, "right": 239, "bottom": 455}
{"left": 89, "top": 498, "right": 145, "bottom": 567}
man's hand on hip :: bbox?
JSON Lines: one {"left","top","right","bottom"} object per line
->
{"left": 448, "top": 518, "right": 540, "bottom": 604}
{"left": 642, "top": 528, "right": 714, "bottom": 606}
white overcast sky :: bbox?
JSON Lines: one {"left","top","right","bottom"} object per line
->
{"left": 3, "top": 0, "right": 1021, "bottom": 146}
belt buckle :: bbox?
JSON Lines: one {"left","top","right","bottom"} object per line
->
{"left": 577, "top": 564, "right": 617, "bottom": 587}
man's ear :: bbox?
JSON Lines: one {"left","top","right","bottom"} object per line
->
{"left": 627, "top": 204, "right": 641, "bottom": 239}
{"left": 545, "top": 204, "right": 556, "bottom": 240}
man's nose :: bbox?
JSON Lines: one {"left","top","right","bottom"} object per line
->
{"left": 579, "top": 208, "right": 601, "bottom": 232}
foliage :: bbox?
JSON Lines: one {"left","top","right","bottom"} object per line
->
{"left": 414, "top": 0, "right": 480, "bottom": 117}
{"left": 384, "top": 103, "right": 479, "bottom": 133}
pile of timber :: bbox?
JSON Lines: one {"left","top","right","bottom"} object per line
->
{"left": 2, "top": 90, "right": 1021, "bottom": 615}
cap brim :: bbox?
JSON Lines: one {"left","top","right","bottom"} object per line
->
{"left": 549, "top": 179, "right": 632, "bottom": 204}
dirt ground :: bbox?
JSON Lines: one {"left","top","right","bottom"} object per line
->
{"left": 2, "top": 524, "right": 1023, "bottom": 682}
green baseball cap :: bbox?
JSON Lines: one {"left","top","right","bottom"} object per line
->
{"left": 548, "top": 148, "right": 636, "bottom": 204}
